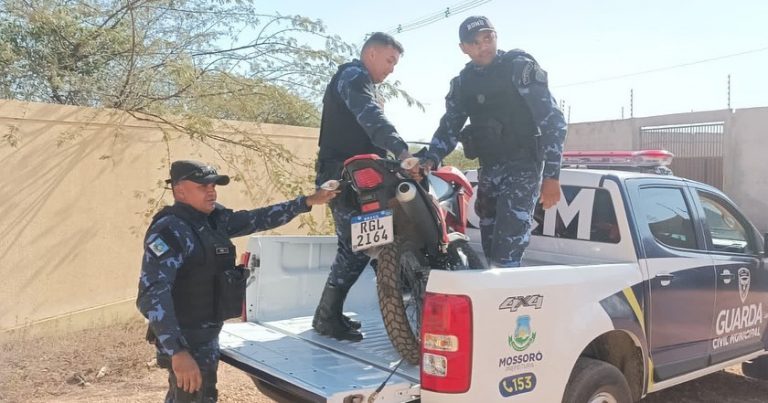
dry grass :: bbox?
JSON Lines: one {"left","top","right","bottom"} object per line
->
{"left": 0, "top": 319, "right": 271, "bottom": 403}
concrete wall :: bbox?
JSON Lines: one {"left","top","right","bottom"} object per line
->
{"left": 566, "top": 109, "right": 734, "bottom": 150}
{"left": 0, "top": 100, "right": 328, "bottom": 339}
{"left": 2, "top": 99, "right": 766, "bottom": 339}
{"left": 561, "top": 118, "right": 636, "bottom": 151}
{"left": 726, "top": 108, "right": 768, "bottom": 232}
{"left": 566, "top": 107, "right": 768, "bottom": 232}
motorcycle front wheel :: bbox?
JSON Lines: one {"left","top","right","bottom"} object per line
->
{"left": 376, "top": 238, "right": 486, "bottom": 365}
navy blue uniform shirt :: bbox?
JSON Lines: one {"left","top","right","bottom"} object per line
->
{"left": 137, "top": 196, "right": 310, "bottom": 355}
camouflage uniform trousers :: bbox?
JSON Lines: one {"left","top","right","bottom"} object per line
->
{"left": 326, "top": 197, "right": 373, "bottom": 289}
{"left": 158, "top": 337, "right": 220, "bottom": 403}
{"left": 475, "top": 159, "right": 543, "bottom": 268}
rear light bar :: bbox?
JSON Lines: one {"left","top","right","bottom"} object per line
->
{"left": 421, "top": 292, "right": 473, "bottom": 393}
{"left": 562, "top": 149, "right": 674, "bottom": 167}
{"left": 352, "top": 167, "right": 383, "bottom": 190}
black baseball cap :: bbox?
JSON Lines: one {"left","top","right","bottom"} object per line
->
{"left": 166, "top": 160, "right": 230, "bottom": 186}
{"left": 459, "top": 16, "right": 495, "bottom": 43}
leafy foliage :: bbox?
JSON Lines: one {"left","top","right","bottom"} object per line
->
{"left": 0, "top": 0, "right": 422, "bottom": 232}
{"left": 442, "top": 146, "right": 479, "bottom": 172}
{"left": 0, "top": 0, "right": 353, "bottom": 119}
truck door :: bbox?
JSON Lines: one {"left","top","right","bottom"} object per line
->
{"left": 689, "top": 187, "right": 768, "bottom": 364}
{"left": 629, "top": 181, "right": 716, "bottom": 381}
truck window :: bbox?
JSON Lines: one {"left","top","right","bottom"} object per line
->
{"left": 698, "top": 193, "right": 754, "bottom": 254}
{"left": 638, "top": 187, "right": 698, "bottom": 250}
{"left": 531, "top": 187, "right": 620, "bottom": 243}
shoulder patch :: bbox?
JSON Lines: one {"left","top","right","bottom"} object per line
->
{"left": 148, "top": 237, "right": 171, "bottom": 257}
{"left": 521, "top": 61, "right": 535, "bottom": 86}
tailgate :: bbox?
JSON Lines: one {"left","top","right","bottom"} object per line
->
{"left": 220, "top": 313, "right": 420, "bottom": 403}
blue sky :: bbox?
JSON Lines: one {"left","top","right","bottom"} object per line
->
{"left": 273, "top": 0, "right": 768, "bottom": 142}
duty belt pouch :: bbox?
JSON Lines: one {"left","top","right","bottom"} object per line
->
{"left": 527, "top": 127, "right": 543, "bottom": 163}
{"left": 215, "top": 264, "right": 248, "bottom": 321}
{"left": 459, "top": 125, "right": 479, "bottom": 160}
{"left": 145, "top": 325, "right": 157, "bottom": 344}
{"left": 467, "top": 119, "right": 506, "bottom": 164}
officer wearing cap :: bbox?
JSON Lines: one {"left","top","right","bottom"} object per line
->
{"left": 423, "top": 16, "right": 567, "bottom": 268}
{"left": 312, "top": 32, "right": 417, "bottom": 342}
{"left": 136, "top": 160, "right": 336, "bottom": 402}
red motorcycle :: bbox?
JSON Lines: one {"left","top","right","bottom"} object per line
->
{"left": 323, "top": 153, "right": 486, "bottom": 365}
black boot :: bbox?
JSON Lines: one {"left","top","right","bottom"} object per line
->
{"left": 337, "top": 284, "right": 361, "bottom": 330}
{"left": 312, "top": 283, "right": 363, "bottom": 341}
{"left": 342, "top": 314, "right": 361, "bottom": 330}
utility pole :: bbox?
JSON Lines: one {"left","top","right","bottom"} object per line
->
{"left": 727, "top": 74, "right": 731, "bottom": 110}
{"left": 630, "top": 89, "right": 634, "bottom": 118}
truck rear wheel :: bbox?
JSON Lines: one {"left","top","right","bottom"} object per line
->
{"left": 562, "top": 357, "right": 632, "bottom": 403}
{"left": 742, "top": 355, "right": 768, "bottom": 380}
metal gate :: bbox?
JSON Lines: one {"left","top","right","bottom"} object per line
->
{"left": 640, "top": 122, "right": 724, "bottom": 189}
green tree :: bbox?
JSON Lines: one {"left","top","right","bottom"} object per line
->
{"left": 0, "top": 0, "right": 421, "bottom": 232}
{"left": 0, "top": 0, "right": 350, "bottom": 118}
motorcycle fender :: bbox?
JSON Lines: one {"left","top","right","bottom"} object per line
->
{"left": 364, "top": 246, "right": 382, "bottom": 260}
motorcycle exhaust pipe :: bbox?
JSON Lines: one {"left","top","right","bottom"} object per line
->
{"left": 396, "top": 181, "right": 439, "bottom": 245}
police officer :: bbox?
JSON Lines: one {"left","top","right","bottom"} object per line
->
{"left": 423, "top": 16, "right": 567, "bottom": 268}
{"left": 137, "top": 160, "right": 336, "bottom": 402}
{"left": 312, "top": 32, "right": 417, "bottom": 342}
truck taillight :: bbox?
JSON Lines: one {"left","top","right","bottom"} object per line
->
{"left": 239, "top": 252, "right": 251, "bottom": 267}
{"left": 239, "top": 252, "right": 251, "bottom": 322}
{"left": 420, "top": 292, "right": 472, "bottom": 393}
{"left": 352, "top": 168, "right": 383, "bottom": 189}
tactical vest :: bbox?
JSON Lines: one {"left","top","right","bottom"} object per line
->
{"left": 150, "top": 203, "right": 237, "bottom": 329}
{"left": 317, "top": 62, "right": 387, "bottom": 164}
{"left": 458, "top": 51, "right": 541, "bottom": 166}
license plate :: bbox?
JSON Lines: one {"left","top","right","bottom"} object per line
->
{"left": 351, "top": 210, "right": 393, "bottom": 252}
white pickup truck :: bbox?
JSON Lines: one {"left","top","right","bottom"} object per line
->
{"left": 219, "top": 151, "right": 768, "bottom": 402}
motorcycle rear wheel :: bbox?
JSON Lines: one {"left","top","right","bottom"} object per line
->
{"left": 376, "top": 238, "right": 486, "bottom": 365}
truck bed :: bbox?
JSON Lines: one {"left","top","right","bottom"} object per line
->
{"left": 219, "top": 236, "right": 421, "bottom": 402}
{"left": 220, "top": 298, "right": 420, "bottom": 402}
{"left": 219, "top": 233, "right": 625, "bottom": 402}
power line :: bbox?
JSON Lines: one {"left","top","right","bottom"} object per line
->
{"left": 385, "top": 0, "right": 492, "bottom": 35}
{"left": 555, "top": 45, "right": 768, "bottom": 88}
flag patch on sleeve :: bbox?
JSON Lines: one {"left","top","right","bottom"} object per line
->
{"left": 149, "top": 237, "right": 171, "bottom": 257}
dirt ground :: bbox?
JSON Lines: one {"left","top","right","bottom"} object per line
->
{"left": 2, "top": 319, "right": 768, "bottom": 403}
{"left": 0, "top": 320, "right": 271, "bottom": 403}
